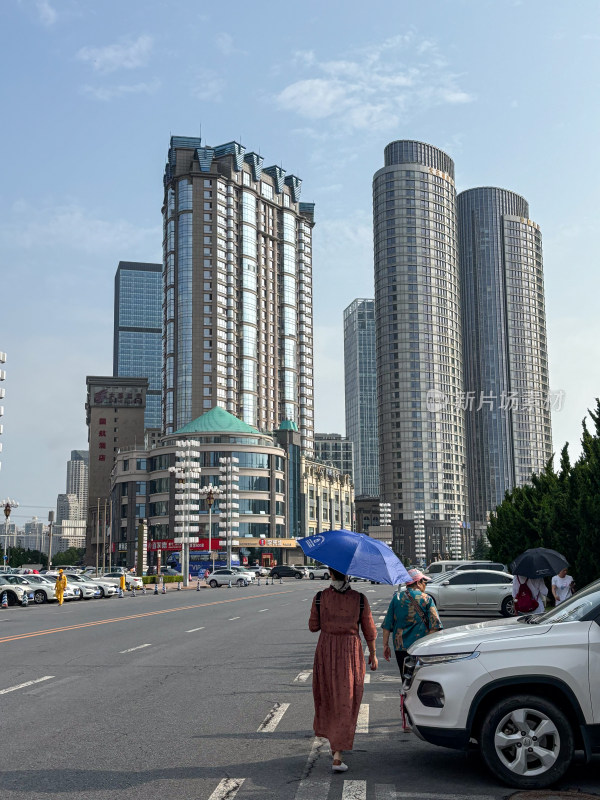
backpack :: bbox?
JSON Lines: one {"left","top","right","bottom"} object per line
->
{"left": 514, "top": 578, "right": 538, "bottom": 613}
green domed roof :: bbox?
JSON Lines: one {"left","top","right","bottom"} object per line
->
{"left": 279, "top": 419, "right": 298, "bottom": 431}
{"left": 175, "top": 407, "right": 260, "bottom": 435}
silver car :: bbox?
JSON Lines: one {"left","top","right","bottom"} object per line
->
{"left": 308, "top": 565, "right": 331, "bottom": 580}
{"left": 206, "top": 568, "right": 255, "bottom": 588}
{"left": 0, "top": 576, "right": 35, "bottom": 605}
{"left": 426, "top": 569, "right": 515, "bottom": 617}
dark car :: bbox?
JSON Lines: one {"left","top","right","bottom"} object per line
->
{"left": 269, "top": 565, "right": 305, "bottom": 580}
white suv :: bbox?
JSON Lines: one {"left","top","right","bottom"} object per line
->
{"left": 403, "top": 578, "right": 600, "bottom": 789}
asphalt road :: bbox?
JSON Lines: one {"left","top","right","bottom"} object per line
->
{"left": 0, "top": 581, "right": 598, "bottom": 800}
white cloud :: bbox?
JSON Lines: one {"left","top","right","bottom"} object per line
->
{"left": 36, "top": 0, "right": 57, "bottom": 26}
{"left": 215, "top": 32, "right": 235, "bottom": 56}
{"left": 276, "top": 33, "right": 474, "bottom": 132}
{"left": 191, "top": 69, "right": 225, "bottom": 102}
{"left": 1, "top": 201, "right": 161, "bottom": 257}
{"left": 82, "top": 79, "right": 161, "bottom": 102}
{"left": 77, "top": 34, "right": 154, "bottom": 74}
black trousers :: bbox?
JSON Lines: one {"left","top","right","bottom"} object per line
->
{"left": 395, "top": 649, "right": 409, "bottom": 677}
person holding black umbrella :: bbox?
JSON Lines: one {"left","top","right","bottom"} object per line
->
{"left": 510, "top": 547, "right": 568, "bottom": 615}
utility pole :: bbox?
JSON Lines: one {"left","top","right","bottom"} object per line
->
{"left": 95, "top": 498, "right": 100, "bottom": 575}
{"left": 101, "top": 498, "right": 107, "bottom": 574}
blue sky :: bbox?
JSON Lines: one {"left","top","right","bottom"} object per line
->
{"left": 1, "top": 0, "right": 599, "bottom": 524}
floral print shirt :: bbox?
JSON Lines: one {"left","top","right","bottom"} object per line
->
{"left": 382, "top": 588, "right": 442, "bottom": 652}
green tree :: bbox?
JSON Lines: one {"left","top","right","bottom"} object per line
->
{"left": 51, "top": 546, "right": 85, "bottom": 566}
{"left": 471, "top": 535, "right": 490, "bottom": 560}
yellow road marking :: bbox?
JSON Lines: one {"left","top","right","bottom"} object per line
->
{"left": 0, "top": 590, "right": 297, "bottom": 645}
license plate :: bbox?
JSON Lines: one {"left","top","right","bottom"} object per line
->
{"left": 28, "top": 593, "right": 34, "bottom": 599}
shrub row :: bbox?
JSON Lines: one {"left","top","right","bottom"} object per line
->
{"left": 141, "top": 575, "right": 183, "bottom": 585}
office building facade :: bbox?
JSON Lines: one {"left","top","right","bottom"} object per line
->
{"left": 344, "top": 298, "right": 379, "bottom": 497}
{"left": 457, "top": 188, "right": 552, "bottom": 529}
{"left": 162, "top": 137, "right": 315, "bottom": 451}
{"left": 113, "top": 261, "right": 162, "bottom": 430}
{"left": 373, "top": 141, "right": 468, "bottom": 560}
{"left": 314, "top": 433, "right": 354, "bottom": 479}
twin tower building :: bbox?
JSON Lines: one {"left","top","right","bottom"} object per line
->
{"left": 114, "top": 137, "right": 550, "bottom": 563}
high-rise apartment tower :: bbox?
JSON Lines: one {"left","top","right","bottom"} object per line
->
{"left": 344, "top": 298, "right": 379, "bottom": 497}
{"left": 113, "top": 261, "right": 162, "bottom": 430}
{"left": 373, "top": 141, "right": 468, "bottom": 560}
{"left": 162, "top": 137, "right": 315, "bottom": 451}
{"left": 66, "top": 450, "right": 88, "bottom": 522}
{"left": 457, "top": 188, "right": 552, "bottom": 531}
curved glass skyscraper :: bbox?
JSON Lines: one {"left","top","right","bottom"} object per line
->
{"left": 373, "top": 141, "right": 468, "bottom": 561}
{"left": 458, "top": 188, "right": 552, "bottom": 530}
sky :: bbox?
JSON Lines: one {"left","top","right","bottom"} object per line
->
{"left": 1, "top": 0, "right": 600, "bottom": 526}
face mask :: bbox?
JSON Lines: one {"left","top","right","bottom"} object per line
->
{"left": 331, "top": 579, "right": 351, "bottom": 593}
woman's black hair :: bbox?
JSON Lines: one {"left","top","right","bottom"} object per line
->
{"left": 330, "top": 567, "right": 346, "bottom": 582}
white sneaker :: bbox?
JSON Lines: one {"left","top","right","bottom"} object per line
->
{"left": 332, "top": 762, "right": 348, "bottom": 773}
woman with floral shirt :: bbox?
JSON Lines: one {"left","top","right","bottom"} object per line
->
{"left": 382, "top": 569, "right": 442, "bottom": 676}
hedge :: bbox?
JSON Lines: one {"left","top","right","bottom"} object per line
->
{"left": 141, "top": 575, "right": 183, "bottom": 585}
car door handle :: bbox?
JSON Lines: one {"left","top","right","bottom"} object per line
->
{"left": 467, "top": 587, "right": 476, "bottom": 591}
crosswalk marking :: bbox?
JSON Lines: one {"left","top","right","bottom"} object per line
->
{"left": 0, "top": 675, "right": 54, "bottom": 695}
{"left": 207, "top": 778, "right": 245, "bottom": 799}
{"left": 375, "top": 785, "right": 396, "bottom": 800}
{"left": 363, "top": 673, "right": 370, "bottom": 684}
{"left": 342, "top": 780, "right": 367, "bottom": 800}
{"left": 295, "top": 738, "right": 330, "bottom": 800}
{"left": 119, "top": 643, "right": 151, "bottom": 653}
{"left": 294, "top": 670, "right": 312, "bottom": 682}
{"left": 257, "top": 702, "right": 290, "bottom": 732}
{"left": 356, "top": 703, "right": 369, "bottom": 733}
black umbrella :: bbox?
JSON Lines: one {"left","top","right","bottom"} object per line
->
{"left": 510, "top": 547, "right": 569, "bottom": 578}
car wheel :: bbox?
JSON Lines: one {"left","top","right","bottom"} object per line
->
{"left": 236, "top": 578, "right": 245, "bottom": 587}
{"left": 309, "top": 572, "right": 315, "bottom": 580}
{"left": 5, "top": 592, "right": 17, "bottom": 606}
{"left": 271, "top": 573, "right": 280, "bottom": 580}
{"left": 323, "top": 572, "right": 330, "bottom": 580}
{"left": 479, "top": 694, "right": 574, "bottom": 788}
{"left": 99, "top": 587, "right": 105, "bottom": 598}
{"left": 33, "top": 590, "right": 47, "bottom": 604}
{"left": 294, "top": 573, "right": 302, "bottom": 579}
{"left": 501, "top": 596, "right": 514, "bottom": 617}
{"left": 209, "top": 579, "right": 218, "bottom": 588}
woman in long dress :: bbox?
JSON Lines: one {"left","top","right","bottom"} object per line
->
{"left": 309, "top": 568, "right": 378, "bottom": 772}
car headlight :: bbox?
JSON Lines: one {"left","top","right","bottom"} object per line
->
{"left": 416, "top": 651, "right": 479, "bottom": 666}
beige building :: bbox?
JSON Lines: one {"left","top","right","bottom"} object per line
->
{"left": 301, "top": 456, "right": 354, "bottom": 539}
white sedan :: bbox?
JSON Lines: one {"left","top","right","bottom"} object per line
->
{"left": 308, "top": 565, "right": 331, "bottom": 580}
{"left": 99, "top": 572, "right": 144, "bottom": 590}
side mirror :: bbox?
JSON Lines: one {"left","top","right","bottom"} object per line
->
{"left": 442, "top": 581, "right": 450, "bottom": 586}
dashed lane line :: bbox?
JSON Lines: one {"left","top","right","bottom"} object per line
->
{"left": 257, "top": 702, "right": 290, "bottom": 733}
{"left": 186, "top": 627, "right": 205, "bottom": 632}
{"left": 356, "top": 703, "right": 369, "bottom": 734}
{"left": 295, "top": 738, "right": 330, "bottom": 800}
{"left": 294, "top": 670, "right": 313, "bottom": 683}
{"left": 120, "top": 643, "right": 152, "bottom": 654}
{"left": 0, "top": 675, "right": 54, "bottom": 695}
{"left": 207, "top": 778, "right": 245, "bottom": 799}
{"left": 342, "top": 781, "right": 367, "bottom": 800}
{"left": 257, "top": 609, "right": 268, "bottom": 613}
{"left": 0, "top": 589, "right": 299, "bottom": 645}
{"left": 228, "top": 616, "right": 241, "bottom": 621}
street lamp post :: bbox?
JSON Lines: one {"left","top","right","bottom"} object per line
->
{"left": 218, "top": 457, "right": 239, "bottom": 570}
{"left": 1, "top": 498, "right": 18, "bottom": 566}
{"left": 199, "top": 483, "right": 222, "bottom": 573}
{"left": 170, "top": 440, "right": 201, "bottom": 588}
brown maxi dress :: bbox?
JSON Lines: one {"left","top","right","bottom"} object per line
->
{"left": 309, "top": 586, "right": 377, "bottom": 751}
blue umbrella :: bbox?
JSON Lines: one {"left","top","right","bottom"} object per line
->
{"left": 297, "top": 529, "right": 411, "bottom": 586}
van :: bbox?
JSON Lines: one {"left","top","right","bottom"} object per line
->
{"left": 424, "top": 560, "right": 465, "bottom": 575}
{"left": 425, "top": 559, "right": 507, "bottom": 575}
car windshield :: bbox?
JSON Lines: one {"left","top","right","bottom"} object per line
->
{"left": 527, "top": 579, "right": 600, "bottom": 624}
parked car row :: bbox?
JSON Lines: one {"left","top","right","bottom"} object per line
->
{"left": 0, "top": 570, "right": 121, "bottom": 605}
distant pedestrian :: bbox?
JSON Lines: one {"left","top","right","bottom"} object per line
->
{"left": 119, "top": 574, "right": 126, "bottom": 594}
{"left": 382, "top": 569, "right": 442, "bottom": 677}
{"left": 551, "top": 568, "right": 575, "bottom": 606}
{"left": 203, "top": 569, "right": 210, "bottom": 580}
{"left": 309, "top": 567, "right": 378, "bottom": 773}
{"left": 512, "top": 574, "right": 547, "bottom": 615}
{"left": 55, "top": 569, "right": 67, "bottom": 606}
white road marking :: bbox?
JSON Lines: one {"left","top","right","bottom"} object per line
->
{"left": 363, "top": 673, "right": 371, "bottom": 684}
{"left": 257, "top": 702, "right": 290, "bottom": 732}
{"left": 378, "top": 615, "right": 386, "bottom": 620}
{"left": 356, "top": 703, "right": 369, "bottom": 733}
{"left": 367, "top": 590, "right": 375, "bottom": 593}
{"left": 342, "top": 781, "right": 367, "bottom": 800}
{"left": 228, "top": 616, "right": 240, "bottom": 621}
{"left": 186, "top": 627, "right": 205, "bottom": 633}
{"left": 295, "top": 738, "right": 330, "bottom": 800}
{"left": 0, "top": 676, "right": 54, "bottom": 695}
{"left": 207, "top": 778, "right": 245, "bottom": 799}
{"left": 375, "top": 785, "right": 396, "bottom": 800}
{"left": 394, "top": 794, "right": 497, "bottom": 800}
{"left": 294, "top": 670, "right": 312, "bottom": 682}
{"left": 257, "top": 609, "right": 268, "bottom": 613}
{"left": 119, "top": 644, "right": 151, "bottom": 654}
{"left": 301, "top": 598, "right": 308, "bottom": 601}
